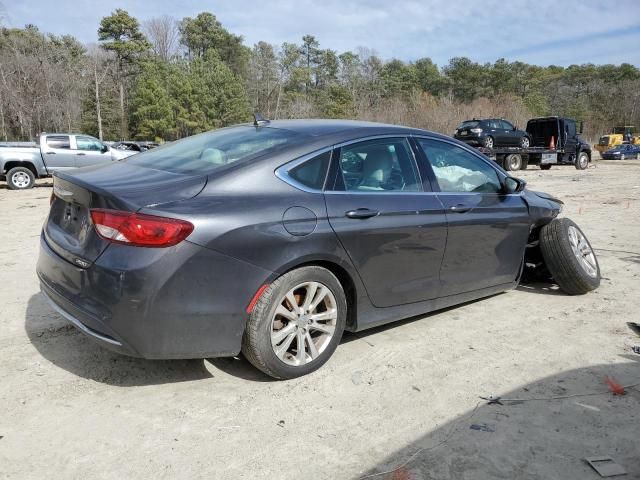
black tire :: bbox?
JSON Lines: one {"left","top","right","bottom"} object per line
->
{"left": 520, "top": 136, "right": 530, "bottom": 149}
{"left": 483, "top": 136, "right": 494, "bottom": 149}
{"left": 242, "top": 266, "right": 347, "bottom": 379}
{"left": 6, "top": 166, "right": 35, "bottom": 190}
{"left": 519, "top": 157, "right": 529, "bottom": 170}
{"left": 540, "top": 218, "right": 600, "bottom": 295}
{"left": 540, "top": 164, "right": 552, "bottom": 170}
{"left": 503, "top": 154, "right": 522, "bottom": 171}
{"left": 575, "top": 152, "right": 589, "bottom": 170}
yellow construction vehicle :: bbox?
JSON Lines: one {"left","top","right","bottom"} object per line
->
{"left": 595, "top": 125, "right": 640, "bottom": 153}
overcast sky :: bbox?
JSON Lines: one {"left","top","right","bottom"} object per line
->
{"left": 5, "top": 0, "right": 640, "bottom": 66}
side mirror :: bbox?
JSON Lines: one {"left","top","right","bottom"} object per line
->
{"left": 513, "top": 125, "right": 517, "bottom": 131}
{"left": 504, "top": 177, "right": 526, "bottom": 194}
{"left": 101, "top": 144, "right": 109, "bottom": 153}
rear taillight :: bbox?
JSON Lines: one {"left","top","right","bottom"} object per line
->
{"left": 90, "top": 209, "right": 194, "bottom": 247}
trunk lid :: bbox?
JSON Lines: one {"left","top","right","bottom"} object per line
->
{"left": 45, "top": 162, "right": 206, "bottom": 266}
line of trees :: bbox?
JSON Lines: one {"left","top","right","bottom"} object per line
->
{"left": 1, "top": 8, "right": 639, "bottom": 143}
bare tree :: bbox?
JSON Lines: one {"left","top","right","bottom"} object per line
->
{"left": 86, "top": 45, "right": 112, "bottom": 140}
{"left": 144, "top": 15, "right": 179, "bottom": 61}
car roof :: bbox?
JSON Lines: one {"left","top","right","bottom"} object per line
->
{"left": 239, "top": 119, "right": 433, "bottom": 138}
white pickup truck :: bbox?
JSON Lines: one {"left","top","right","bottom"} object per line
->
{"left": 0, "top": 133, "right": 137, "bottom": 190}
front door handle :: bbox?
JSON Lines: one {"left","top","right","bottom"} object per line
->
{"left": 449, "top": 204, "right": 471, "bottom": 213}
{"left": 76, "top": 152, "right": 86, "bottom": 156}
{"left": 45, "top": 151, "right": 56, "bottom": 155}
{"left": 345, "top": 208, "right": 379, "bottom": 219}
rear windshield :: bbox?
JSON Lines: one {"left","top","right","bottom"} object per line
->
{"left": 126, "top": 126, "right": 305, "bottom": 174}
{"left": 458, "top": 121, "right": 479, "bottom": 129}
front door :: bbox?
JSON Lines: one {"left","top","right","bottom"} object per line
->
{"left": 324, "top": 137, "right": 447, "bottom": 307}
{"left": 42, "top": 135, "right": 76, "bottom": 172}
{"left": 74, "top": 135, "right": 112, "bottom": 167}
{"left": 415, "top": 137, "right": 531, "bottom": 296}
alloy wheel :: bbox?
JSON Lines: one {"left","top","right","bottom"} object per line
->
{"left": 270, "top": 282, "right": 337, "bottom": 366}
{"left": 567, "top": 226, "right": 598, "bottom": 278}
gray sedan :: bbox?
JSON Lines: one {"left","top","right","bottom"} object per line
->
{"left": 37, "top": 119, "right": 600, "bottom": 379}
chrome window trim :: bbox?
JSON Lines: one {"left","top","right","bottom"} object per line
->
{"left": 274, "top": 146, "right": 334, "bottom": 193}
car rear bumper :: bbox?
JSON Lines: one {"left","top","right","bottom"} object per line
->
{"left": 454, "top": 135, "right": 483, "bottom": 146}
{"left": 37, "top": 232, "right": 274, "bottom": 359}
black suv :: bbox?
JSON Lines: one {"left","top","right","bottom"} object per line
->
{"left": 454, "top": 118, "right": 530, "bottom": 149}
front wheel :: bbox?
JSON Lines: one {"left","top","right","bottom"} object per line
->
{"left": 242, "top": 266, "right": 347, "bottom": 379}
{"left": 620, "top": 154, "right": 626, "bottom": 161}
{"left": 6, "top": 166, "right": 35, "bottom": 190}
{"left": 483, "top": 136, "right": 494, "bottom": 149}
{"left": 520, "top": 136, "right": 530, "bottom": 148}
{"left": 540, "top": 218, "right": 600, "bottom": 295}
{"left": 575, "top": 152, "right": 589, "bottom": 170}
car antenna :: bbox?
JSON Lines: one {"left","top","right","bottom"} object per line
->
{"left": 253, "top": 113, "right": 270, "bottom": 127}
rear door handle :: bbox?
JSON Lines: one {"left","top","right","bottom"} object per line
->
{"left": 45, "top": 151, "right": 56, "bottom": 154}
{"left": 449, "top": 204, "right": 471, "bottom": 213}
{"left": 345, "top": 208, "right": 379, "bottom": 219}
{"left": 76, "top": 152, "right": 86, "bottom": 156}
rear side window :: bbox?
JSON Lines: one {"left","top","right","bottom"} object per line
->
{"left": 418, "top": 138, "right": 501, "bottom": 194}
{"left": 46, "top": 135, "right": 70, "bottom": 149}
{"left": 126, "top": 126, "right": 306, "bottom": 175}
{"left": 501, "top": 120, "right": 514, "bottom": 130}
{"left": 337, "top": 138, "right": 421, "bottom": 192}
{"left": 287, "top": 151, "right": 331, "bottom": 190}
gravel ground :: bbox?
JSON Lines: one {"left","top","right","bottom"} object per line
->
{"left": 0, "top": 160, "right": 639, "bottom": 480}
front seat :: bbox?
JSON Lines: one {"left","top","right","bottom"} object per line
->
{"left": 358, "top": 145, "right": 393, "bottom": 190}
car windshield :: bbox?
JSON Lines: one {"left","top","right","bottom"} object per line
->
{"left": 126, "top": 126, "right": 306, "bottom": 175}
{"left": 458, "top": 121, "right": 479, "bottom": 129}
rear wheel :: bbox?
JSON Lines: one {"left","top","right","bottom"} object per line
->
{"left": 242, "top": 266, "right": 347, "bottom": 379}
{"left": 540, "top": 164, "right": 552, "bottom": 170}
{"left": 540, "top": 218, "right": 600, "bottom": 295}
{"left": 520, "top": 136, "right": 530, "bottom": 148}
{"left": 483, "top": 136, "right": 494, "bottom": 149}
{"left": 504, "top": 154, "right": 522, "bottom": 171}
{"left": 6, "top": 166, "right": 35, "bottom": 190}
{"left": 575, "top": 152, "right": 589, "bottom": 170}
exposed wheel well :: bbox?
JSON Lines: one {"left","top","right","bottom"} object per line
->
{"left": 283, "top": 260, "right": 358, "bottom": 331}
{"left": 3, "top": 161, "right": 38, "bottom": 178}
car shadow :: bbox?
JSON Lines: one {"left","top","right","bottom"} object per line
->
{"left": 25, "top": 293, "right": 214, "bottom": 386}
{"left": 0, "top": 181, "right": 53, "bottom": 190}
{"left": 360, "top": 357, "right": 640, "bottom": 479}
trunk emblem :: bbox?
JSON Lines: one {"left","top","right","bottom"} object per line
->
{"left": 74, "top": 258, "right": 91, "bottom": 268}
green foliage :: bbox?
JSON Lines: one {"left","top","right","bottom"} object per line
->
{"left": 179, "top": 12, "right": 249, "bottom": 76}
{"left": 98, "top": 9, "right": 150, "bottom": 63}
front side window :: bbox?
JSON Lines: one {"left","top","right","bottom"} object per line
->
{"left": 127, "top": 126, "right": 306, "bottom": 175}
{"left": 76, "top": 136, "right": 103, "bottom": 151}
{"left": 418, "top": 138, "right": 502, "bottom": 194}
{"left": 287, "top": 151, "right": 331, "bottom": 190}
{"left": 46, "top": 135, "right": 70, "bottom": 149}
{"left": 337, "top": 138, "right": 421, "bottom": 192}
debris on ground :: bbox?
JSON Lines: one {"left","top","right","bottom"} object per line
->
{"left": 585, "top": 456, "right": 627, "bottom": 477}
{"left": 604, "top": 376, "right": 626, "bottom": 396}
{"left": 469, "top": 424, "right": 495, "bottom": 433}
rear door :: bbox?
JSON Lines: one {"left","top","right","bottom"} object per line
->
{"left": 42, "top": 135, "right": 76, "bottom": 171}
{"left": 500, "top": 120, "right": 518, "bottom": 146}
{"left": 74, "top": 135, "right": 113, "bottom": 167}
{"left": 324, "top": 137, "right": 447, "bottom": 307}
{"left": 415, "top": 137, "right": 530, "bottom": 296}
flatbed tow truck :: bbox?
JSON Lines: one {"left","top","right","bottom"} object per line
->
{"left": 470, "top": 116, "right": 593, "bottom": 171}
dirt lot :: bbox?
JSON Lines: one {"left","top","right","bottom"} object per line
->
{"left": 1, "top": 161, "right": 639, "bottom": 480}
